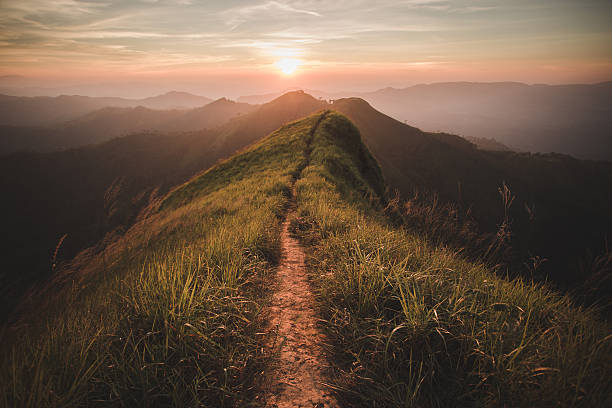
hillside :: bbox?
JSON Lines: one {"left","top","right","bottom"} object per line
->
{"left": 0, "top": 130, "right": 218, "bottom": 321}
{"left": 135, "top": 91, "right": 213, "bottom": 110}
{"left": 160, "top": 98, "right": 256, "bottom": 132}
{"left": 240, "top": 82, "right": 612, "bottom": 160}
{"left": 0, "top": 91, "right": 320, "bottom": 156}
{"left": 0, "top": 91, "right": 212, "bottom": 127}
{"left": 0, "top": 98, "right": 254, "bottom": 154}
{"left": 0, "top": 91, "right": 326, "bottom": 321}
{"left": 358, "top": 81, "right": 612, "bottom": 160}
{"left": 466, "top": 136, "right": 512, "bottom": 151}
{"left": 56, "top": 106, "right": 187, "bottom": 147}
{"left": 2, "top": 112, "right": 610, "bottom": 406}
{"left": 3, "top": 90, "right": 612, "bottom": 323}
{"left": 331, "top": 97, "right": 612, "bottom": 303}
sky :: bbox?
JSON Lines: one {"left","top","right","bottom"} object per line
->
{"left": 0, "top": 0, "right": 611, "bottom": 98}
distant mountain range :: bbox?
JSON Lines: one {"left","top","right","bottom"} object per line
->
{"left": 0, "top": 97, "right": 254, "bottom": 153}
{"left": 0, "top": 91, "right": 212, "bottom": 127}
{"left": 239, "top": 82, "right": 612, "bottom": 160}
{"left": 3, "top": 81, "right": 611, "bottom": 160}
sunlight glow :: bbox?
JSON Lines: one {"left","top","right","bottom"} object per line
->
{"left": 275, "top": 58, "right": 301, "bottom": 75}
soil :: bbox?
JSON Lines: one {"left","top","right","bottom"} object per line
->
{"left": 260, "top": 193, "right": 338, "bottom": 408}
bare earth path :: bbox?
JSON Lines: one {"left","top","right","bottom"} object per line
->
{"left": 260, "top": 188, "right": 338, "bottom": 408}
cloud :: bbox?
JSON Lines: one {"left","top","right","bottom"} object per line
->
{"left": 0, "top": 0, "right": 610, "bottom": 83}
{"left": 223, "top": 1, "right": 321, "bottom": 29}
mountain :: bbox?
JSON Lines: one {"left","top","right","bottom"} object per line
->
{"left": 237, "top": 88, "right": 334, "bottom": 105}
{"left": 0, "top": 91, "right": 325, "bottom": 320}
{"left": 2, "top": 91, "right": 610, "bottom": 322}
{"left": 357, "top": 81, "right": 612, "bottom": 160}
{"left": 0, "top": 91, "right": 212, "bottom": 127}
{"left": 0, "top": 98, "right": 255, "bottom": 154}
{"left": 237, "top": 91, "right": 286, "bottom": 104}
{"left": 56, "top": 106, "right": 186, "bottom": 147}
{"left": 215, "top": 90, "right": 326, "bottom": 155}
{"left": 2, "top": 90, "right": 611, "bottom": 323}
{"left": 135, "top": 91, "right": 213, "bottom": 110}
{"left": 240, "top": 82, "right": 612, "bottom": 160}
{"left": 465, "top": 135, "right": 511, "bottom": 151}
{"left": 159, "top": 97, "right": 255, "bottom": 132}
{"left": 1, "top": 111, "right": 609, "bottom": 406}
{"left": 58, "top": 97, "right": 255, "bottom": 146}
{"left": 331, "top": 97, "right": 612, "bottom": 298}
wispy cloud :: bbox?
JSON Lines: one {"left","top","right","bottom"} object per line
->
{"left": 223, "top": 1, "right": 321, "bottom": 29}
{"left": 0, "top": 0, "right": 610, "bottom": 85}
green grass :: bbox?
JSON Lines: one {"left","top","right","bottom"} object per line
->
{"left": 2, "top": 110, "right": 611, "bottom": 407}
{"left": 0, "top": 114, "right": 322, "bottom": 407}
{"left": 293, "top": 112, "right": 612, "bottom": 407}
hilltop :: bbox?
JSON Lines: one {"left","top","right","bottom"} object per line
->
{"left": 1, "top": 111, "right": 610, "bottom": 406}
{"left": 238, "top": 82, "right": 612, "bottom": 160}
{"left": 329, "top": 96, "right": 612, "bottom": 301}
{"left": 2, "top": 90, "right": 611, "bottom": 326}
{"left": 2, "top": 91, "right": 611, "bottom": 323}
{"left": 0, "top": 91, "right": 325, "bottom": 320}
{"left": 0, "top": 92, "right": 325, "bottom": 155}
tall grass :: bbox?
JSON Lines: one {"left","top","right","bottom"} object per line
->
{"left": 293, "top": 112, "right": 612, "bottom": 407}
{"left": 2, "top": 110, "right": 610, "bottom": 407}
{"left": 0, "top": 115, "right": 321, "bottom": 406}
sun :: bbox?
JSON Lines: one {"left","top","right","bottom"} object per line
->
{"left": 275, "top": 58, "right": 301, "bottom": 75}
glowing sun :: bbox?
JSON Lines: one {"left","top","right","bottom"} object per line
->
{"left": 275, "top": 58, "right": 301, "bottom": 75}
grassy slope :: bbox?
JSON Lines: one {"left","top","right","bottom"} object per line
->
{"left": 2, "top": 110, "right": 610, "bottom": 407}
{"left": 332, "top": 98, "right": 612, "bottom": 298}
{"left": 294, "top": 112, "right": 612, "bottom": 407}
{"left": 0, "top": 91, "right": 325, "bottom": 322}
{"left": 0, "top": 114, "right": 320, "bottom": 407}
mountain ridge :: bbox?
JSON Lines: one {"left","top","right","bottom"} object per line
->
{"left": 0, "top": 91, "right": 213, "bottom": 127}
{"left": 2, "top": 111, "right": 609, "bottom": 406}
{"left": 2, "top": 91, "right": 611, "bottom": 323}
{"left": 238, "top": 82, "right": 612, "bottom": 160}
{"left": 0, "top": 97, "right": 255, "bottom": 154}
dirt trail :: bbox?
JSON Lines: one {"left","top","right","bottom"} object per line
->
{"left": 261, "top": 196, "right": 338, "bottom": 408}
{"left": 261, "top": 112, "right": 338, "bottom": 407}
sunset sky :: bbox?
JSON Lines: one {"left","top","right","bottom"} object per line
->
{"left": 1, "top": 0, "right": 611, "bottom": 97}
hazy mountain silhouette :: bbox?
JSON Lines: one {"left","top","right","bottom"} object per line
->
{"left": 465, "top": 136, "right": 511, "bottom": 151}
{"left": 160, "top": 98, "right": 256, "bottom": 132}
{"left": 237, "top": 91, "right": 287, "bottom": 105}
{"left": 0, "top": 91, "right": 326, "bottom": 319}
{"left": 0, "top": 91, "right": 212, "bottom": 127}
{"left": 0, "top": 98, "right": 254, "bottom": 154}
{"left": 357, "top": 81, "right": 612, "bottom": 160}
{"left": 215, "top": 90, "right": 326, "bottom": 154}
{"left": 239, "top": 82, "right": 612, "bottom": 160}
{"left": 135, "top": 91, "right": 213, "bottom": 110}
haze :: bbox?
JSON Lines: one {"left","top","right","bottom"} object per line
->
{"left": 1, "top": 0, "right": 611, "bottom": 98}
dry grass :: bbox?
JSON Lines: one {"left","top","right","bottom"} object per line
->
{"left": 293, "top": 112, "right": 612, "bottom": 407}
{"left": 0, "top": 114, "right": 322, "bottom": 407}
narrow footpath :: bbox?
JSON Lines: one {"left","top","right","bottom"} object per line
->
{"left": 261, "top": 113, "right": 338, "bottom": 407}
